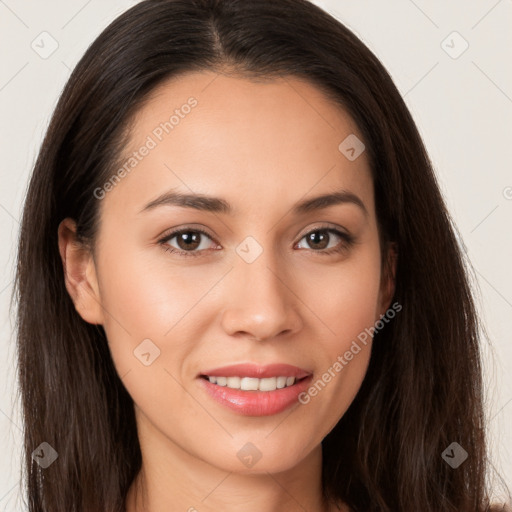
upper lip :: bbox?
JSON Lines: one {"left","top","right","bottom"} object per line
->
{"left": 199, "top": 363, "right": 312, "bottom": 379}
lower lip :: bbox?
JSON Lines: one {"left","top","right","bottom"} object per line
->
{"left": 198, "top": 375, "right": 313, "bottom": 416}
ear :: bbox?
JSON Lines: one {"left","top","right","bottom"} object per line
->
{"left": 378, "top": 241, "right": 397, "bottom": 315}
{"left": 57, "top": 218, "right": 104, "bottom": 325}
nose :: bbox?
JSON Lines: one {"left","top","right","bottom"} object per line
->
{"left": 220, "top": 251, "right": 303, "bottom": 342}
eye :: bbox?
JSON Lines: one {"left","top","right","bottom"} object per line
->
{"left": 295, "top": 227, "right": 354, "bottom": 255}
{"left": 159, "top": 227, "right": 219, "bottom": 257}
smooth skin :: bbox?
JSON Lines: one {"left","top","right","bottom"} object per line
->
{"left": 58, "top": 71, "right": 396, "bottom": 512}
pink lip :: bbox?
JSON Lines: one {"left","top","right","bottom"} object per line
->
{"left": 199, "top": 363, "right": 312, "bottom": 379}
{"left": 198, "top": 376, "right": 313, "bottom": 416}
{"left": 197, "top": 363, "right": 313, "bottom": 417}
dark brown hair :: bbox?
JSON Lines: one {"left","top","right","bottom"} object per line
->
{"left": 12, "top": 0, "right": 510, "bottom": 511}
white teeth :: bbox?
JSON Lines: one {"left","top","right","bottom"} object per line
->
{"left": 258, "top": 377, "right": 277, "bottom": 391}
{"left": 205, "top": 375, "right": 298, "bottom": 391}
{"left": 226, "top": 376, "right": 241, "bottom": 388}
{"left": 241, "top": 377, "right": 260, "bottom": 390}
{"left": 276, "top": 376, "right": 287, "bottom": 389}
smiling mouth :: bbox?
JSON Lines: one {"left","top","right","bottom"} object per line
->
{"left": 199, "top": 374, "right": 309, "bottom": 392}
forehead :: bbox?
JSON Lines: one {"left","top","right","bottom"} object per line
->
{"left": 103, "top": 71, "right": 374, "bottom": 220}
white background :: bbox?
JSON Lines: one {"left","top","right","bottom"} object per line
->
{"left": 1, "top": 0, "right": 511, "bottom": 509}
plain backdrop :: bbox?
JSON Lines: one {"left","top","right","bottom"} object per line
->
{"left": 1, "top": 0, "right": 511, "bottom": 509}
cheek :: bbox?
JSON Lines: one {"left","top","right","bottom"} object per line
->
{"left": 296, "top": 246, "right": 382, "bottom": 346}
{"left": 95, "top": 247, "right": 212, "bottom": 418}
{"left": 95, "top": 241, "right": 238, "bottom": 403}
{"left": 97, "top": 241, "right": 219, "bottom": 333}
{"left": 293, "top": 246, "right": 381, "bottom": 423}
{"left": 94, "top": 244, "right": 196, "bottom": 371}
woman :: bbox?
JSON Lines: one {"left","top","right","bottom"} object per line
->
{"left": 12, "top": 0, "right": 510, "bottom": 510}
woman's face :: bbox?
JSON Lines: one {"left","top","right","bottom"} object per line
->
{"left": 63, "top": 71, "right": 394, "bottom": 475}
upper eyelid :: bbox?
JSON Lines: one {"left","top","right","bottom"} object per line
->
{"left": 159, "top": 226, "right": 218, "bottom": 244}
{"left": 296, "top": 223, "right": 350, "bottom": 239}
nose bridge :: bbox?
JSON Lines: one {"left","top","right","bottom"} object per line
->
{"left": 220, "top": 236, "right": 302, "bottom": 340}
{"left": 239, "top": 248, "right": 285, "bottom": 306}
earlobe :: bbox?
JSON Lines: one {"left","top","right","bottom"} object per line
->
{"left": 57, "top": 218, "right": 104, "bottom": 325}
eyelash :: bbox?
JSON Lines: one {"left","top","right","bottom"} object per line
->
{"left": 158, "top": 225, "right": 355, "bottom": 258}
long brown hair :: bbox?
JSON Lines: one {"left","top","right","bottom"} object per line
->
{"left": 12, "top": 0, "right": 509, "bottom": 510}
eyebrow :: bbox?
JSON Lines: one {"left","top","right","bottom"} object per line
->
{"left": 139, "top": 189, "right": 368, "bottom": 217}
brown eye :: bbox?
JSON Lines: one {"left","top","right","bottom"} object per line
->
{"left": 160, "top": 228, "right": 218, "bottom": 257}
{"left": 296, "top": 228, "right": 354, "bottom": 255}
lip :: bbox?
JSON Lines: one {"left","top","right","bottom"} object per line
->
{"left": 197, "top": 363, "right": 313, "bottom": 417}
{"left": 199, "top": 363, "right": 312, "bottom": 380}
{"left": 198, "top": 375, "right": 313, "bottom": 416}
